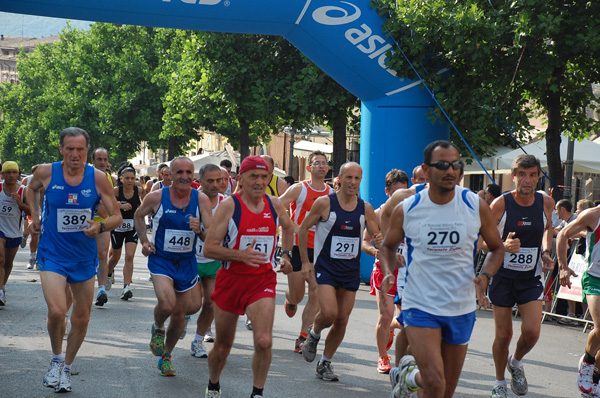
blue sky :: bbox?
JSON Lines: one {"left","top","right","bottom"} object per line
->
{"left": 0, "top": 11, "right": 91, "bottom": 38}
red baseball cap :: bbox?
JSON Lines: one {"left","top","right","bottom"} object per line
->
{"left": 239, "top": 156, "right": 269, "bottom": 175}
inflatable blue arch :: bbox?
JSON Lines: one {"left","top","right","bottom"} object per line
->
{"left": 0, "top": 0, "right": 449, "bottom": 281}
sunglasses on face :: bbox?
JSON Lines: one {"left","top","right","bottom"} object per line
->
{"left": 427, "top": 160, "right": 464, "bottom": 170}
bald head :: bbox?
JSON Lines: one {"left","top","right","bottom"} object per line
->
{"left": 260, "top": 155, "right": 275, "bottom": 174}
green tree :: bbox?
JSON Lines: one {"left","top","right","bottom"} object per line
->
{"left": 376, "top": 0, "right": 600, "bottom": 198}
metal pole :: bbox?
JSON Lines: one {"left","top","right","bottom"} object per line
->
{"left": 288, "top": 127, "right": 295, "bottom": 177}
{"left": 563, "top": 137, "right": 575, "bottom": 201}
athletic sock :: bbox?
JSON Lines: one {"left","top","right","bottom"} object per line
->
{"left": 208, "top": 380, "right": 220, "bottom": 391}
{"left": 318, "top": 354, "right": 331, "bottom": 365}
{"left": 251, "top": 386, "right": 264, "bottom": 397}
{"left": 406, "top": 368, "right": 419, "bottom": 388}
{"left": 195, "top": 334, "right": 204, "bottom": 342}
{"left": 584, "top": 352, "right": 596, "bottom": 364}
{"left": 63, "top": 364, "right": 71, "bottom": 372}
{"left": 310, "top": 329, "right": 320, "bottom": 339}
{"left": 494, "top": 380, "right": 508, "bottom": 387}
{"left": 52, "top": 352, "right": 65, "bottom": 362}
{"left": 98, "top": 285, "right": 106, "bottom": 292}
{"left": 510, "top": 356, "right": 523, "bottom": 368}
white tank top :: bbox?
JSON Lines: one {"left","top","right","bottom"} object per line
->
{"left": 195, "top": 193, "right": 225, "bottom": 263}
{"left": 0, "top": 183, "right": 25, "bottom": 238}
{"left": 402, "top": 185, "right": 481, "bottom": 316}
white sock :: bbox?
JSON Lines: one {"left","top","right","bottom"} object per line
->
{"left": 310, "top": 329, "right": 320, "bottom": 339}
{"left": 318, "top": 354, "right": 331, "bottom": 365}
{"left": 98, "top": 285, "right": 105, "bottom": 292}
{"left": 195, "top": 334, "right": 204, "bottom": 342}
{"left": 52, "top": 352, "right": 65, "bottom": 362}
{"left": 31, "top": 252, "right": 37, "bottom": 260}
{"left": 510, "top": 356, "right": 523, "bottom": 368}
{"left": 406, "top": 368, "right": 419, "bottom": 388}
{"left": 495, "top": 379, "right": 508, "bottom": 387}
{"left": 63, "top": 363, "right": 71, "bottom": 372}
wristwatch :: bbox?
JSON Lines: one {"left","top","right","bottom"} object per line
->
{"left": 281, "top": 250, "right": 293, "bottom": 259}
{"left": 99, "top": 222, "right": 106, "bottom": 233}
{"left": 481, "top": 271, "right": 493, "bottom": 286}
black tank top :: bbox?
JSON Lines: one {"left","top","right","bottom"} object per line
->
{"left": 497, "top": 192, "right": 545, "bottom": 280}
{"left": 117, "top": 185, "right": 141, "bottom": 220}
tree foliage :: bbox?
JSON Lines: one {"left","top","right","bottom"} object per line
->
{"left": 375, "top": 0, "right": 600, "bottom": 197}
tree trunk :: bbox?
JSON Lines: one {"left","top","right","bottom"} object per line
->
{"left": 167, "top": 136, "right": 178, "bottom": 161}
{"left": 545, "top": 90, "right": 564, "bottom": 201}
{"left": 332, "top": 112, "right": 347, "bottom": 177}
{"left": 238, "top": 117, "right": 251, "bottom": 161}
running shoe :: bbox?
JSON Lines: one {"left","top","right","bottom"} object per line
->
{"left": 191, "top": 339, "right": 208, "bottom": 358}
{"left": 294, "top": 334, "right": 307, "bottom": 353}
{"left": 121, "top": 285, "right": 133, "bottom": 300}
{"left": 55, "top": 366, "right": 72, "bottom": 392}
{"left": 158, "top": 355, "right": 176, "bottom": 376}
{"left": 20, "top": 234, "right": 28, "bottom": 248}
{"left": 26, "top": 259, "right": 34, "bottom": 270}
{"left": 204, "top": 328, "right": 215, "bottom": 342}
{"left": 316, "top": 360, "right": 339, "bottom": 381}
{"left": 391, "top": 354, "right": 419, "bottom": 398}
{"left": 579, "top": 355, "right": 595, "bottom": 394}
{"left": 0, "top": 290, "right": 5, "bottom": 306}
{"left": 150, "top": 324, "right": 165, "bottom": 356}
{"left": 378, "top": 355, "right": 392, "bottom": 374}
{"left": 506, "top": 354, "right": 528, "bottom": 396}
{"left": 558, "top": 314, "right": 579, "bottom": 326}
{"left": 105, "top": 275, "right": 112, "bottom": 291}
{"left": 387, "top": 330, "right": 395, "bottom": 351}
{"left": 205, "top": 388, "right": 221, "bottom": 398}
{"left": 95, "top": 290, "right": 108, "bottom": 306}
{"left": 284, "top": 299, "right": 297, "bottom": 318}
{"left": 389, "top": 366, "right": 400, "bottom": 389}
{"left": 245, "top": 317, "right": 253, "bottom": 330}
{"left": 302, "top": 325, "right": 320, "bottom": 362}
{"left": 180, "top": 315, "right": 191, "bottom": 340}
{"left": 491, "top": 384, "right": 508, "bottom": 398}
{"left": 43, "top": 359, "right": 63, "bottom": 388}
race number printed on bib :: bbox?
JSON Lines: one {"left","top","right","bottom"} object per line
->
{"left": 164, "top": 229, "right": 195, "bottom": 253}
{"left": 330, "top": 236, "right": 360, "bottom": 259}
{"left": 504, "top": 247, "right": 538, "bottom": 271}
{"left": 57, "top": 208, "right": 92, "bottom": 233}
{"left": 0, "top": 202, "right": 14, "bottom": 217}
{"left": 240, "top": 235, "right": 275, "bottom": 259}
{"left": 421, "top": 222, "right": 465, "bottom": 256}
{"left": 115, "top": 219, "right": 134, "bottom": 232}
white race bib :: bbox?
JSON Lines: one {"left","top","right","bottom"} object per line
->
{"left": 330, "top": 236, "right": 360, "bottom": 259}
{"left": 57, "top": 208, "right": 92, "bottom": 233}
{"left": 164, "top": 229, "right": 195, "bottom": 253}
{"left": 504, "top": 247, "right": 538, "bottom": 271}
{"left": 421, "top": 222, "right": 466, "bottom": 256}
{"left": 115, "top": 218, "right": 134, "bottom": 232}
{"left": 240, "top": 235, "right": 274, "bottom": 259}
{"left": 0, "top": 202, "right": 15, "bottom": 217}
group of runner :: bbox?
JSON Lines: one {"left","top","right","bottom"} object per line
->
{"left": 3, "top": 127, "right": 600, "bottom": 398}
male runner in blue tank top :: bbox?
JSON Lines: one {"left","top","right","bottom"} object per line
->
{"left": 489, "top": 154, "right": 554, "bottom": 398}
{"left": 134, "top": 156, "right": 213, "bottom": 377}
{"left": 379, "top": 140, "right": 504, "bottom": 398}
{"left": 27, "top": 127, "right": 122, "bottom": 393}
{"left": 299, "top": 161, "right": 380, "bottom": 381}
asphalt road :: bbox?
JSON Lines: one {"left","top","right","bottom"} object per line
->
{"left": 0, "top": 241, "right": 587, "bottom": 397}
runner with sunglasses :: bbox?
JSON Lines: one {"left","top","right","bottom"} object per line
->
{"left": 380, "top": 140, "right": 504, "bottom": 398}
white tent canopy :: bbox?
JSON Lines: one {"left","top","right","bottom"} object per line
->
{"left": 494, "top": 137, "right": 600, "bottom": 174}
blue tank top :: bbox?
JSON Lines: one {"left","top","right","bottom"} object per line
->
{"left": 151, "top": 187, "right": 200, "bottom": 260}
{"left": 497, "top": 192, "right": 545, "bottom": 279}
{"left": 314, "top": 193, "right": 365, "bottom": 280}
{"left": 38, "top": 162, "right": 100, "bottom": 261}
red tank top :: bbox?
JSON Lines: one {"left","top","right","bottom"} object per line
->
{"left": 291, "top": 181, "right": 333, "bottom": 248}
{"left": 223, "top": 193, "right": 279, "bottom": 275}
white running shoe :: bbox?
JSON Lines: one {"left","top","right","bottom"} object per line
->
{"left": 43, "top": 359, "right": 63, "bottom": 388}
{"left": 191, "top": 339, "right": 208, "bottom": 358}
{"left": 0, "top": 290, "right": 5, "bottom": 306}
{"left": 20, "top": 234, "right": 28, "bottom": 248}
{"left": 204, "top": 328, "right": 215, "bottom": 342}
{"left": 392, "top": 355, "right": 419, "bottom": 398}
{"left": 506, "top": 354, "right": 528, "bottom": 396}
{"left": 578, "top": 355, "right": 595, "bottom": 394}
{"left": 26, "top": 259, "right": 34, "bottom": 270}
{"left": 55, "top": 366, "right": 72, "bottom": 392}
{"left": 120, "top": 285, "right": 133, "bottom": 300}
{"left": 491, "top": 383, "right": 508, "bottom": 398}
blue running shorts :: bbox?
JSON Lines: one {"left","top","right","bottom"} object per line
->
{"left": 148, "top": 254, "right": 198, "bottom": 293}
{"left": 38, "top": 255, "right": 99, "bottom": 284}
{"left": 402, "top": 307, "right": 476, "bottom": 345}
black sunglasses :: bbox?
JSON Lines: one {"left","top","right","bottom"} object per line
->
{"left": 427, "top": 160, "right": 464, "bottom": 170}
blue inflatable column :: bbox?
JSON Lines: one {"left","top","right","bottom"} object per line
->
{"left": 359, "top": 97, "right": 449, "bottom": 283}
